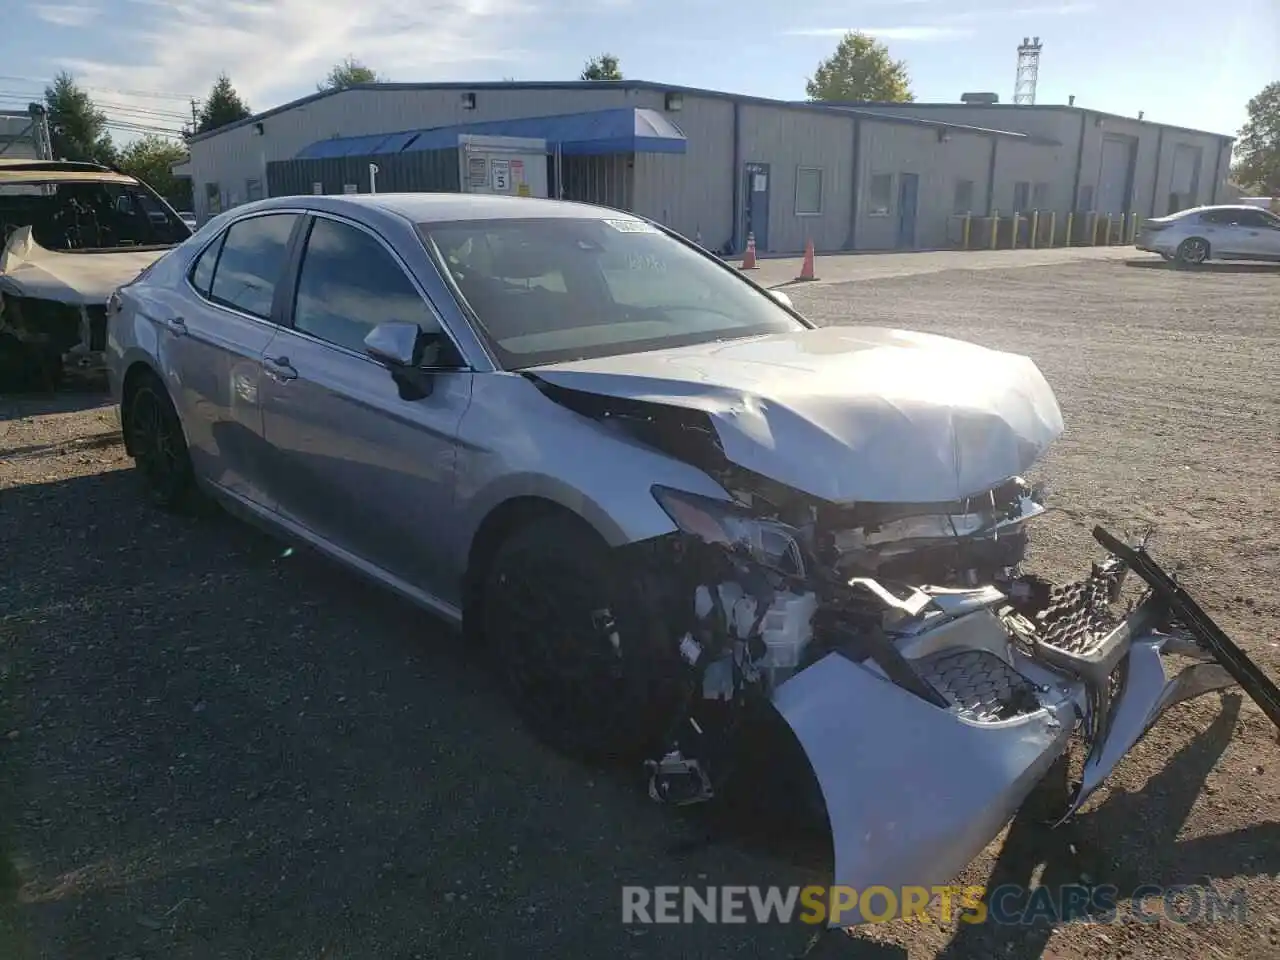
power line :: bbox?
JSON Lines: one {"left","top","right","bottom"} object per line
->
{"left": 0, "top": 91, "right": 191, "bottom": 122}
{"left": 0, "top": 74, "right": 198, "bottom": 102}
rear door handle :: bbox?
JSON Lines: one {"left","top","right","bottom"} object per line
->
{"left": 166, "top": 315, "right": 187, "bottom": 336}
{"left": 264, "top": 354, "right": 298, "bottom": 381}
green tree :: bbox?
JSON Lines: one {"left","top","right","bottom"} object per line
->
{"left": 1232, "top": 81, "right": 1280, "bottom": 196}
{"left": 581, "top": 54, "right": 622, "bottom": 81}
{"left": 318, "top": 56, "right": 383, "bottom": 92}
{"left": 196, "top": 73, "right": 252, "bottom": 135}
{"left": 43, "top": 72, "right": 116, "bottom": 164}
{"left": 804, "top": 31, "right": 913, "bottom": 103}
{"left": 117, "top": 134, "right": 191, "bottom": 208}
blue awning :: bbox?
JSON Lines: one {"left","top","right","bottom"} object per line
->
{"left": 295, "top": 107, "right": 686, "bottom": 160}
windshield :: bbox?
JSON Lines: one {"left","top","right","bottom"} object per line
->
{"left": 420, "top": 216, "right": 807, "bottom": 368}
{"left": 0, "top": 179, "right": 191, "bottom": 251}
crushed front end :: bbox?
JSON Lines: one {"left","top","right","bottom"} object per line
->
{"left": 638, "top": 480, "right": 1280, "bottom": 927}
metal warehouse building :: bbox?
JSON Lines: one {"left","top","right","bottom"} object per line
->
{"left": 177, "top": 79, "right": 1233, "bottom": 256}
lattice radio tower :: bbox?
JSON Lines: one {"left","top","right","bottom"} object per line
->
{"left": 1014, "top": 36, "right": 1042, "bottom": 105}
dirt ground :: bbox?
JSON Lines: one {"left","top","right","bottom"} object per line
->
{"left": 1, "top": 255, "right": 1278, "bottom": 959}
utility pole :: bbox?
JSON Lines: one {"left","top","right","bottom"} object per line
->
{"left": 190, "top": 98, "right": 200, "bottom": 133}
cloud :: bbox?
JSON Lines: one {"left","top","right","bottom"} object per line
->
{"left": 34, "top": 3, "right": 100, "bottom": 27}
{"left": 54, "top": 0, "right": 537, "bottom": 121}
{"left": 788, "top": 2, "right": 1096, "bottom": 41}
{"left": 786, "top": 26, "right": 973, "bottom": 41}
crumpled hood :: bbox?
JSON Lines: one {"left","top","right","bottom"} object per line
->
{"left": 531, "top": 325, "right": 1064, "bottom": 503}
{"left": 0, "top": 226, "right": 166, "bottom": 305}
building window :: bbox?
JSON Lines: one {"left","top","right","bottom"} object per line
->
{"left": 795, "top": 167, "right": 823, "bottom": 216}
{"left": 1077, "top": 185, "right": 1094, "bottom": 211}
{"left": 1031, "top": 182, "right": 1050, "bottom": 209}
{"left": 245, "top": 178, "right": 264, "bottom": 202}
{"left": 1013, "top": 181, "right": 1031, "bottom": 212}
{"left": 953, "top": 179, "right": 975, "bottom": 215}
{"left": 867, "top": 173, "right": 893, "bottom": 217}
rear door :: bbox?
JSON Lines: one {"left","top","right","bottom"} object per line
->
{"left": 168, "top": 211, "right": 302, "bottom": 509}
{"left": 257, "top": 212, "right": 473, "bottom": 598}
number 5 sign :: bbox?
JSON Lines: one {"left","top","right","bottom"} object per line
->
{"left": 491, "top": 159, "right": 510, "bottom": 191}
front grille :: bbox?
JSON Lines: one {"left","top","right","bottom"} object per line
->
{"left": 916, "top": 648, "right": 1040, "bottom": 721}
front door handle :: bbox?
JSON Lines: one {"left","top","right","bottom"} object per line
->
{"left": 264, "top": 354, "right": 298, "bottom": 382}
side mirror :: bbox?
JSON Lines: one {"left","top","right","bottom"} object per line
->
{"left": 364, "top": 321, "right": 453, "bottom": 400}
{"left": 770, "top": 289, "right": 795, "bottom": 310}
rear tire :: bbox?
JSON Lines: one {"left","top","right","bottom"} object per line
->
{"left": 124, "top": 373, "right": 198, "bottom": 512}
{"left": 1176, "top": 237, "right": 1210, "bottom": 265}
{"left": 481, "top": 514, "right": 681, "bottom": 763}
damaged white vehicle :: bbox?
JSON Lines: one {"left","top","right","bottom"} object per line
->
{"left": 106, "top": 195, "right": 1280, "bottom": 926}
{"left": 0, "top": 159, "right": 190, "bottom": 389}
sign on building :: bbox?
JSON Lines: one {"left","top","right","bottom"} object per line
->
{"left": 491, "top": 159, "right": 510, "bottom": 191}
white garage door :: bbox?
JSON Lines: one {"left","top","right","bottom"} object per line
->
{"left": 1097, "top": 136, "right": 1135, "bottom": 214}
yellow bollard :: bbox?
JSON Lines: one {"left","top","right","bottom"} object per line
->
{"left": 990, "top": 209, "right": 999, "bottom": 250}
{"left": 1129, "top": 212, "right": 1139, "bottom": 243}
{"left": 1011, "top": 212, "right": 1019, "bottom": 249}
{"left": 1065, "top": 211, "right": 1073, "bottom": 247}
{"left": 1030, "top": 210, "right": 1040, "bottom": 249}
{"left": 1090, "top": 212, "right": 1101, "bottom": 246}
{"left": 962, "top": 212, "right": 971, "bottom": 250}
{"left": 1048, "top": 210, "right": 1057, "bottom": 247}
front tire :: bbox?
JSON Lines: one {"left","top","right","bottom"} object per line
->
{"left": 124, "top": 374, "right": 198, "bottom": 511}
{"left": 482, "top": 515, "right": 681, "bottom": 763}
{"left": 1176, "top": 237, "right": 1210, "bottom": 265}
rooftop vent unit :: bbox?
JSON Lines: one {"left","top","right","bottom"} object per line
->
{"left": 960, "top": 92, "right": 1000, "bottom": 105}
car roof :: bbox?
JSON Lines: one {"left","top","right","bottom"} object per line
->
{"left": 249, "top": 192, "right": 643, "bottom": 225}
{"left": 0, "top": 158, "right": 140, "bottom": 186}
{"left": 1181, "top": 204, "right": 1274, "bottom": 215}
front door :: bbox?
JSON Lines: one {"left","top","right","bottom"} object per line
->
{"left": 1233, "top": 209, "right": 1280, "bottom": 260}
{"left": 744, "top": 162, "right": 770, "bottom": 252}
{"left": 897, "top": 173, "right": 919, "bottom": 249}
{"left": 257, "top": 214, "right": 472, "bottom": 598}
{"left": 168, "top": 211, "right": 302, "bottom": 509}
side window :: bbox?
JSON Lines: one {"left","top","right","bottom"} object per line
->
{"left": 293, "top": 217, "right": 441, "bottom": 355}
{"left": 1237, "top": 209, "right": 1273, "bottom": 228}
{"left": 189, "top": 233, "right": 225, "bottom": 297}
{"left": 1198, "top": 210, "right": 1228, "bottom": 225}
{"left": 867, "top": 174, "right": 893, "bottom": 217}
{"left": 208, "top": 213, "right": 298, "bottom": 319}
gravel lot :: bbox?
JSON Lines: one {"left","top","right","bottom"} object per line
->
{"left": 1, "top": 255, "right": 1278, "bottom": 959}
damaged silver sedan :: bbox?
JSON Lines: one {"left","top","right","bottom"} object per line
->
{"left": 105, "top": 194, "right": 1280, "bottom": 926}
{"left": 0, "top": 159, "right": 190, "bottom": 390}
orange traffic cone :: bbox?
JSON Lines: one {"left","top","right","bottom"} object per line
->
{"left": 796, "top": 238, "right": 817, "bottom": 281}
{"left": 741, "top": 232, "right": 758, "bottom": 270}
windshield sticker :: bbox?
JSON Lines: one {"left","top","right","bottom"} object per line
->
{"left": 603, "top": 219, "right": 659, "bottom": 234}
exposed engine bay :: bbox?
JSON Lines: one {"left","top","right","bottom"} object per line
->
{"left": 533, "top": 377, "right": 1280, "bottom": 925}
{"left": 0, "top": 162, "right": 187, "bottom": 390}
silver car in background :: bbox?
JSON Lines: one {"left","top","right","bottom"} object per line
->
{"left": 1136, "top": 203, "right": 1280, "bottom": 264}
{"left": 104, "top": 193, "right": 1276, "bottom": 927}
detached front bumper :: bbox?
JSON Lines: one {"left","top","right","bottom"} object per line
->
{"left": 767, "top": 527, "right": 1278, "bottom": 927}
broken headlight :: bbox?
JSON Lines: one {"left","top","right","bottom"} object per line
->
{"left": 651, "top": 486, "right": 806, "bottom": 577}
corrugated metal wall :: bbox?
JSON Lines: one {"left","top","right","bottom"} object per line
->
{"left": 266, "top": 149, "right": 462, "bottom": 197}
{"left": 632, "top": 94, "right": 734, "bottom": 248}
{"left": 855, "top": 120, "right": 992, "bottom": 250}
{"left": 737, "top": 104, "right": 855, "bottom": 254}
{"left": 557, "top": 155, "right": 633, "bottom": 211}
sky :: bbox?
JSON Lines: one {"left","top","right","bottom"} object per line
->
{"left": 1, "top": 0, "right": 1276, "bottom": 145}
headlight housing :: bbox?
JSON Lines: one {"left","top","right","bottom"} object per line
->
{"left": 651, "top": 485, "right": 806, "bottom": 577}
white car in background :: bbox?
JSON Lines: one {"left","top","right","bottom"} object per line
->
{"left": 1136, "top": 204, "right": 1280, "bottom": 265}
